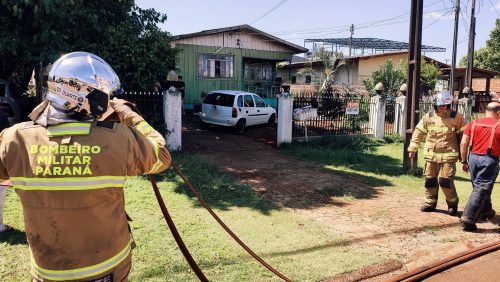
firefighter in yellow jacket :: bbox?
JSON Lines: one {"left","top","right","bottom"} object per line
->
{"left": 0, "top": 52, "right": 171, "bottom": 281}
{"left": 407, "top": 91, "right": 466, "bottom": 216}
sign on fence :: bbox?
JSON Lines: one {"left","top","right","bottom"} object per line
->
{"left": 293, "top": 106, "right": 318, "bottom": 121}
{"left": 345, "top": 101, "right": 360, "bottom": 115}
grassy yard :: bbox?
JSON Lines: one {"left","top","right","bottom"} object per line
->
{"left": 1, "top": 153, "right": 384, "bottom": 282}
{"left": 280, "top": 135, "right": 500, "bottom": 208}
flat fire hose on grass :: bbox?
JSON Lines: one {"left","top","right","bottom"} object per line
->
{"left": 148, "top": 174, "right": 208, "bottom": 282}
{"left": 102, "top": 102, "right": 292, "bottom": 281}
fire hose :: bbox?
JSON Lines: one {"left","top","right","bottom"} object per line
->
{"left": 148, "top": 163, "right": 293, "bottom": 282}
{"left": 103, "top": 100, "right": 292, "bottom": 281}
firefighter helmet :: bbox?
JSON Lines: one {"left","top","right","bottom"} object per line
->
{"left": 47, "top": 51, "right": 123, "bottom": 118}
{"left": 432, "top": 91, "right": 453, "bottom": 106}
{"left": 374, "top": 82, "right": 384, "bottom": 92}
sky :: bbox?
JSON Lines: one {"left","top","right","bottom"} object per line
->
{"left": 136, "top": 0, "right": 500, "bottom": 64}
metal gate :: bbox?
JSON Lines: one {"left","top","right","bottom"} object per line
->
{"left": 292, "top": 94, "right": 372, "bottom": 138}
{"left": 116, "top": 91, "right": 166, "bottom": 135}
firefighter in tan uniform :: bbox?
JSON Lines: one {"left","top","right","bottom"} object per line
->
{"left": 408, "top": 91, "right": 467, "bottom": 216}
{"left": 0, "top": 52, "right": 171, "bottom": 281}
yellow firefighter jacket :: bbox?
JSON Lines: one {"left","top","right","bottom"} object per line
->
{"left": 408, "top": 109, "right": 467, "bottom": 163}
{"left": 0, "top": 111, "right": 171, "bottom": 281}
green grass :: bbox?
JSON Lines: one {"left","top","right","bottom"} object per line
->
{"left": 280, "top": 135, "right": 500, "bottom": 209}
{"left": 1, "top": 153, "right": 385, "bottom": 281}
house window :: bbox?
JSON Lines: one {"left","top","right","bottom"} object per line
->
{"left": 305, "top": 75, "right": 312, "bottom": 84}
{"left": 244, "top": 60, "right": 275, "bottom": 81}
{"left": 198, "top": 54, "right": 234, "bottom": 78}
{"left": 291, "top": 76, "right": 297, "bottom": 84}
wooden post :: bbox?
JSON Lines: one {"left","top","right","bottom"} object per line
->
{"left": 403, "top": 0, "right": 423, "bottom": 171}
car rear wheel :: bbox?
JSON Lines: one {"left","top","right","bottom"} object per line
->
{"left": 200, "top": 120, "right": 209, "bottom": 129}
{"left": 234, "top": 119, "right": 246, "bottom": 134}
{"left": 267, "top": 114, "right": 276, "bottom": 127}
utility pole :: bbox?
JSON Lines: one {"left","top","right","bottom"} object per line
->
{"left": 349, "top": 24, "right": 354, "bottom": 57}
{"left": 403, "top": 0, "right": 423, "bottom": 171}
{"left": 464, "top": 0, "right": 476, "bottom": 94}
{"left": 449, "top": 0, "right": 460, "bottom": 95}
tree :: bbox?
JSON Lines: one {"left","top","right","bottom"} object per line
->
{"left": 318, "top": 49, "right": 346, "bottom": 92}
{"left": 295, "top": 48, "right": 346, "bottom": 91}
{"left": 401, "top": 59, "right": 441, "bottom": 94}
{"left": 362, "top": 59, "right": 405, "bottom": 97}
{"left": 459, "top": 19, "right": 500, "bottom": 72}
{"left": 0, "top": 0, "right": 178, "bottom": 97}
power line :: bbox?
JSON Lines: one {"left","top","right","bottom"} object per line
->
{"left": 249, "top": 0, "right": 288, "bottom": 25}
{"left": 270, "top": 7, "right": 449, "bottom": 37}
{"left": 459, "top": 6, "right": 470, "bottom": 33}
{"left": 487, "top": 0, "right": 500, "bottom": 16}
{"left": 267, "top": 0, "right": 446, "bottom": 35}
{"left": 423, "top": 7, "right": 454, "bottom": 30}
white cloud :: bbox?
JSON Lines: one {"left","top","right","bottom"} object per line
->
{"left": 424, "top": 11, "right": 454, "bottom": 20}
{"left": 492, "top": 1, "right": 500, "bottom": 10}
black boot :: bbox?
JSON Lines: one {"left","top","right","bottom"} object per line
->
{"left": 448, "top": 206, "right": 458, "bottom": 216}
{"left": 460, "top": 216, "right": 477, "bottom": 232}
{"left": 479, "top": 209, "right": 496, "bottom": 221}
{"left": 421, "top": 204, "right": 436, "bottom": 212}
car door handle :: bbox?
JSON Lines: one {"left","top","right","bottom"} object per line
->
{"left": 257, "top": 110, "right": 260, "bottom": 112}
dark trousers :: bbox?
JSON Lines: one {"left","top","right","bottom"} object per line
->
{"left": 462, "top": 153, "right": 499, "bottom": 221}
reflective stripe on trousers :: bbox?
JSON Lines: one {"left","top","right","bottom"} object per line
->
{"left": 423, "top": 151, "right": 459, "bottom": 159}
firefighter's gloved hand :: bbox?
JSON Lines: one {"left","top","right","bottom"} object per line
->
{"left": 109, "top": 98, "right": 133, "bottom": 123}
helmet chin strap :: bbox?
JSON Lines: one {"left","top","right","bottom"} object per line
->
{"left": 66, "top": 106, "right": 90, "bottom": 120}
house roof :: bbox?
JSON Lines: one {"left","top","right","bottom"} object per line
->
{"left": 440, "top": 67, "right": 500, "bottom": 78}
{"left": 171, "top": 24, "right": 308, "bottom": 54}
{"left": 291, "top": 55, "right": 306, "bottom": 63}
{"left": 283, "top": 51, "right": 449, "bottom": 68}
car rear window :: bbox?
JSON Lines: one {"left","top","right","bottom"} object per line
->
{"left": 203, "top": 93, "right": 235, "bottom": 107}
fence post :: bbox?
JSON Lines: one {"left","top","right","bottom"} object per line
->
{"left": 277, "top": 92, "right": 293, "bottom": 146}
{"left": 458, "top": 97, "right": 472, "bottom": 122}
{"left": 394, "top": 95, "right": 406, "bottom": 137}
{"left": 163, "top": 86, "right": 182, "bottom": 151}
{"left": 369, "top": 95, "right": 386, "bottom": 138}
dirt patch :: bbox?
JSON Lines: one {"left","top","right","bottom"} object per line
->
{"left": 182, "top": 116, "right": 500, "bottom": 280}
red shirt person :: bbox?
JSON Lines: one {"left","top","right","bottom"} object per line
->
{"left": 459, "top": 102, "right": 500, "bottom": 231}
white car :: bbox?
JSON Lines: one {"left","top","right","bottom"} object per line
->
{"left": 199, "top": 90, "right": 276, "bottom": 134}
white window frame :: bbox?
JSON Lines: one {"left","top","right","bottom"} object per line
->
{"left": 198, "top": 53, "right": 234, "bottom": 79}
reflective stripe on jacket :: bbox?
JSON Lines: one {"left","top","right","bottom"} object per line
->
{"left": 0, "top": 113, "right": 171, "bottom": 281}
{"left": 408, "top": 110, "right": 467, "bottom": 163}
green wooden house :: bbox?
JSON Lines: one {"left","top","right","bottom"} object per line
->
{"left": 171, "top": 24, "right": 307, "bottom": 109}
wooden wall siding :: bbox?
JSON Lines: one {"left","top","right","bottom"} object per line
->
{"left": 173, "top": 31, "right": 292, "bottom": 52}
{"left": 176, "top": 44, "right": 293, "bottom": 104}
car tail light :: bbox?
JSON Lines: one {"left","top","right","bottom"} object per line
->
{"left": 232, "top": 107, "right": 238, "bottom": 118}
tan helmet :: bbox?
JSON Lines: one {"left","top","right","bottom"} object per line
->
{"left": 47, "top": 51, "right": 123, "bottom": 118}
{"left": 374, "top": 82, "right": 384, "bottom": 92}
{"left": 399, "top": 83, "right": 408, "bottom": 92}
